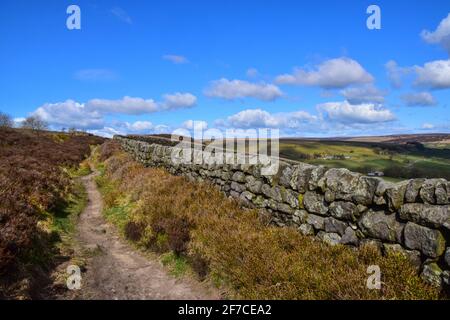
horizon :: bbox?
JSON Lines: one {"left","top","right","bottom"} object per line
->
{"left": 1, "top": 0, "right": 450, "bottom": 138}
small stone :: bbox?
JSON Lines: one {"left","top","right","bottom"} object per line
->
{"left": 298, "top": 223, "right": 315, "bottom": 236}
{"left": 324, "top": 190, "right": 335, "bottom": 203}
{"left": 229, "top": 190, "right": 240, "bottom": 199}
{"left": 308, "top": 166, "right": 327, "bottom": 191}
{"left": 329, "top": 201, "right": 359, "bottom": 221}
{"left": 292, "top": 210, "right": 308, "bottom": 224}
{"left": 405, "top": 179, "right": 425, "bottom": 203}
{"left": 323, "top": 168, "right": 361, "bottom": 202}
{"left": 240, "top": 191, "right": 254, "bottom": 201}
{"left": 303, "top": 191, "right": 328, "bottom": 215}
{"left": 445, "top": 247, "right": 450, "bottom": 268}
{"left": 261, "top": 184, "right": 283, "bottom": 202}
{"left": 373, "top": 195, "right": 386, "bottom": 206}
{"left": 340, "top": 227, "right": 359, "bottom": 246}
{"left": 245, "top": 176, "right": 263, "bottom": 194}
{"left": 306, "top": 214, "right": 325, "bottom": 231}
{"left": 385, "top": 180, "right": 408, "bottom": 211}
{"left": 282, "top": 189, "right": 299, "bottom": 208}
{"left": 230, "top": 181, "right": 246, "bottom": 193}
{"left": 278, "top": 164, "right": 293, "bottom": 187}
{"left": 231, "top": 171, "right": 246, "bottom": 183}
{"left": 278, "top": 203, "right": 294, "bottom": 214}
{"left": 317, "top": 231, "right": 341, "bottom": 246}
{"left": 357, "top": 204, "right": 368, "bottom": 214}
{"left": 324, "top": 217, "right": 347, "bottom": 236}
{"left": 352, "top": 176, "right": 379, "bottom": 205}
{"left": 442, "top": 271, "right": 450, "bottom": 286}
{"left": 421, "top": 263, "right": 443, "bottom": 288}
{"left": 252, "top": 195, "right": 268, "bottom": 208}
{"left": 420, "top": 179, "right": 435, "bottom": 204}
{"left": 290, "top": 163, "right": 317, "bottom": 193}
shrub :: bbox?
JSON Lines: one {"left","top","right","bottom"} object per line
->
{"left": 20, "top": 116, "right": 48, "bottom": 131}
{"left": 0, "top": 128, "right": 104, "bottom": 297}
{"left": 124, "top": 221, "right": 145, "bottom": 242}
{"left": 0, "top": 112, "right": 13, "bottom": 128}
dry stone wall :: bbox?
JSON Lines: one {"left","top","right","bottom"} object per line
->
{"left": 114, "top": 135, "right": 450, "bottom": 288}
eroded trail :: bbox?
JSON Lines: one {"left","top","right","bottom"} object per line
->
{"left": 73, "top": 172, "right": 219, "bottom": 300}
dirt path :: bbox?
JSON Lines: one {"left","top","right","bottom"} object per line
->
{"left": 72, "top": 172, "right": 219, "bottom": 300}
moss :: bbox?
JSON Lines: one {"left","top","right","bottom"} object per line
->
{"left": 298, "top": 193, "right": 304, "bottom": 209}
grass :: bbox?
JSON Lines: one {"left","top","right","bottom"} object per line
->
{"left": 161, "top": 252, "right": 190, "bottom": 277}
{"left": 50, "top": 180, "right": 87, "bottom": 237}
{"left": 92, "top": 141, "right": 443, "bottom": 300}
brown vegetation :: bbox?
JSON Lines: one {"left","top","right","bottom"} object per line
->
{"left": 0, "top": 128, "right": 104, "bottom": 298}
{"left": 96, "top": 141, "right": 442, "bottom": 300}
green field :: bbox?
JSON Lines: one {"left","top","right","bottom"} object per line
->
{"left": 279, "top": 139, "right": 450, "bottom": 181}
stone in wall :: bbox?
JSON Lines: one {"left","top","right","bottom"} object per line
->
{"left": 329, "top": 201, "right": 359, "bottom": 222}
{"left": 421, "top": 262, "right": 443, "bottom": 288}
{"left": 405, "top": 178, "right": 425, "bottom": 203}
{"left": 340, "top": 227, "right": 359, "bottom": 246}
{"left": 245, "top": 175, "right": 263, "bottom": 194}
{"left": 446, "top": 248, "right": 450, "bottom": 268}
{"left": 399, "top": 203, "right": 450, "bottom": 230}
{"left": 358, "top": 210, "right": 404, "bottom": 243}
{"left": 317, "top": 231, "right": 341, "bottom": 246}
{"left": 306, "top": 214, "right": 325, "bottom": 231}
{"left": 403, "top": 222, "right": 446, "bottom": 258}
{"left": 324, "top": 217, "right": 347, "bottom": 236}
{"left": 303, "top": 191, "right": 328, "bottom": 215}
{"left": 261, "top": 184, "right": 283, "bottom": 202}
{"left": 298, "top": 223, "right": 314, "bottom": 236}
{"left": 289, "top": 163, "right": 317, "bottom": 193}
{"left": 385, "top": 181, "right": 409, "bottom": 211}
{"left": 420, "top": 178, "right": 449, "bottom": 204}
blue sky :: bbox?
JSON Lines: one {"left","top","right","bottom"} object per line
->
{"left": 1, "top": 0, "right": 450, "bottom": 137}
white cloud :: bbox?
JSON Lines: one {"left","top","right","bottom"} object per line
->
{"left": 204, "top": 78, "right": 283, "bottom": 101}
{"left": 317, "top": 101, "right": 395, "bottom": 124}
{"left": 13, "top": 117, "right": 25, "bottom": 126}
{"left": 111, "top": 7, "right": 132, "bottom": 24}
{"left": 33, "top": 100, "right": 104, "bottom": 129}
{"left": 86, "top": 96, "right": 159, "bottom": 115}
{"left": 88, "top": 121, "right": 170, "bottom": 138}
{"left": 422, "top": 123, "right": 435, "bottom": 130}
{"left": 126, "top": 121, "right": 154, "bottom": 131}
{"left": 341, "top": 85, "right": 387, "bottom": 104}
{"left": 385, "top": 60, "right": 411, "bottom": 88}
{"left": 401, "top": 92, "right": 437, "bottom": 107}
{"left": 163, "top": 54, "right": 189, "bottom": 64}
{"left": 88, "top": 127, "right": 123, "bottom": 138}
{"left": 29, "top": 93, "right": 196, "bottom": 131}
{"left": 421, "top": 13, "right": 450, "bottom": 52}
{"left": 182, "top": 120, "right": 208, "bottom": 130}
{"left": 161, "top": 92, "right": 197, "bottom": 110}
{"left": 414, "top": 59, "right": 450, "bottom": 89}
{"left": 74, "top": 69, "right": 118, "bottom": 81}
{"left": 275, "top": 57, "right": 373, "bottom": 89}
{"left": 223, "top": 108, "right": 317, "bottom": 129}
{"left": 85, "top": 93, "right": 196, "bottom": 115}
